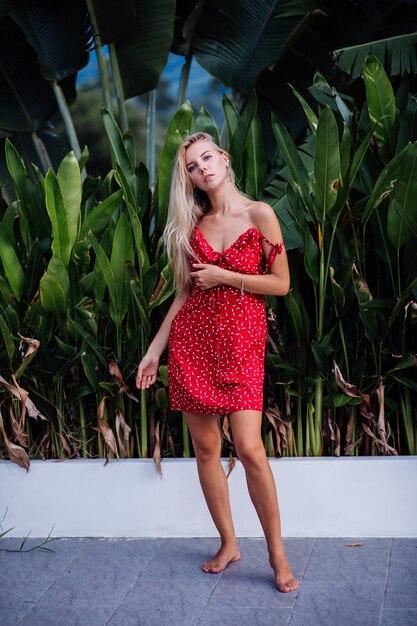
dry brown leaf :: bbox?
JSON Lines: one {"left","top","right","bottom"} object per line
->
{"left": 375, "top": 383, "right": 398, "bottom": 456}
{"left": 326, "top": 412, "right": 341, "bottom": 456}
{"left": 344, "top": 406, "right": 354, "bottom": 455}
{"left": 115, "top": 412, "right": 131, "bottom": 457}
{"left": 0, "top": 375, "right": 47, "bottom": 421}
{"left": 8, "top": 406, "right": 29, "bottom": 447}
{"left": 404, "top": 300, "right": 417, "bottom": 322}
{"left": 56, "top": 432, "right": 72, "bottom": 457}
{"left": 0, "top": 409, "right": 30, "bottom": 471}
{"left": 352, "top": 263, "right": 373, "bottom": 300}
{"left": 226, "top": 451, "right": 235, "bottom": 479}
{"left": 153, "top": 420, "right": 162, "bottom": 477}
{"left": 96, "top": 397, "right": 119, "bottom": 462}
{"left": 108, "top": 361, "right": 139, "bottom": 402}
{"left": 345, "top": 543, "right": 363, "bottom": 548}
{"left": 221, "top": 414, "right": 233, "bottom": 445}
{"left": 98, "top": 419, "right": 119, "bottom": 460}
{"left": 18, "top": 333, "right": 40, "bottom": 358}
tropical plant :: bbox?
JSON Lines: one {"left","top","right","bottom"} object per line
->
{"left": 263, "top": 53, "right": 417, "bottom": 456}
{"left": 1, "top": 46, "right": 416, "bottom": 468}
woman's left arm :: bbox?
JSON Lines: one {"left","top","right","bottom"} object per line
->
{"left": 191, "top": 203, "right": 290, "bottom": 296}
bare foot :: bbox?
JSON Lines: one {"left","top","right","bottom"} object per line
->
{"left": 269, "top": 543, "right": 300, "bottom": 593}
{"left": 202, "top": 542, "right": 241, "bottom": 573}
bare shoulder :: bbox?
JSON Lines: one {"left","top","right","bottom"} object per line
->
{"left": 249, "top": 201, "right": 283, "bottom": 242}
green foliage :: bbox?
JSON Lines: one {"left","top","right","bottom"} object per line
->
{"left": 0, "top": 53, "right": 416, "bottom": 465}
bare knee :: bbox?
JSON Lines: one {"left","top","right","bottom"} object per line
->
{"left": 235, "top": 441, "right": 267, "bottom": 470}
{"left": 193, "top": 438, "right": 220, "bottom": 462}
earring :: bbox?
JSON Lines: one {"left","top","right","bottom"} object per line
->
{"left": 226, "top": 165, "right": 231, "bottom": 182}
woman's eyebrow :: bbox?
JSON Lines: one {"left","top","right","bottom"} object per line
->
{"left": 186, "top": 150, "right": 211, "bottom": 167}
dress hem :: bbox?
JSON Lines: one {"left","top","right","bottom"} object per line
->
{"left": 170, "top": 405, "right": 263, "bottom": 414}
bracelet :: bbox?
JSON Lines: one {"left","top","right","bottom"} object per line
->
{"left": 240, "top": 274, "right": 244, "bottom": 295}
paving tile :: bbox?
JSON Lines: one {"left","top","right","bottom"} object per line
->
{"left": 390, "top": 539, "right": 417, "bottom": 562}
{"left": 0, "top": 538, "right": 90, "bottom": 604}
{"left": 288, "top": 581, "right": 384, "bottom": 626}
{"left": 140, "top": 537, "right": 228, "bottom": 582}
{"left": 302, "top": 538, "right": 391, "bottom": 583}
{"left": 155, "top": 537, "right": 221, "bottom": 557}
{"left": 384, "top": 573, "right": 417, "bottom": 609}
{"left": 18, "top": 604, "right": 115, "bottom": 626}
{"left": 197, "top": 607, "right": 292, "bottom": 625}
{"left": 108, "top": 579, "right": 215, "bottom": 626}
{"left": 236, "top": 537, "right": 314, "bottom": 581}
{"left": 34, "top": 539, "right": 156, "bottom": 608}
{"left": 206, "top": 562, "right": 299, "bottom": 609}
{"left": 0, "top": 601, "right": 35, "bottom": 626}
{"left": 380, "top": 609, "right": 417, "bottom": 626}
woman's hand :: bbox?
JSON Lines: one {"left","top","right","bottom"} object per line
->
{"left": 136, "top": 353, "right": 159, "bottom": 389}
{"left": 189, "top": 263, "right": 229, "bottom": 290}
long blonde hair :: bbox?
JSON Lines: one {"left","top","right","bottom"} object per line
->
{"left": 163, "top": 132, "right": 236, "bottom": 291}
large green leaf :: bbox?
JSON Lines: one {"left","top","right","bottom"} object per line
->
{"left": 157, "top": 104, "right": 193, "bottom": 229}
{"left": 110, "top": 213, "right": 133, "bottom": 324}
{"left": 245, "top": 115, "right": 267, "bottom": 199}
{"left": 112, "top": 0, "right": 175, "bottom": 98}
{"left": 0, "top": 306, "right": 15, "bottom": 362}
{"left": 387, "top": 142, "right": 417, "bottom": 249}
{"left": 45, "top": 170, "right": 71, "bottom": 266}
{"left": 363, "top": 53, "right": 396, "bottom": 165}
{"left": 334, "top": 33, "right": 417, "bottom": 79}
{"left": 271, "top": 113, "right": 313, "bottom": 214}
{"left": 5, "top": 139, "right": 49, "bottom": 244}
{"left": 89, "top": 0, "right": 135, "bottom": 44}
{"left": 78, "top": 189, "right": 123, "bottom": 240}
{"left": 228, "top": 91, "right": 257, "bottom": 187}
{"left": 57, "top": 152, "right": 82, "bottom": 251}
{"left": 4, "top": 0, "right": 89, "bottom": 80}
{"left": 39, "top": 255, "right": 69, "bottom": 315}
{"left": 361, "top": 144, "right": 411, "bottom": 226}
{"left": 313, "top": 106, "right": 340, "bottom": 221}
{"left": 192, "top": 0, "right": 300, "bottom": 92}
{"left": 0, "top": 227, "right": 24, "bottom": 300}
{"left": 0, "top": 16, "right": 56, "bottom": 131}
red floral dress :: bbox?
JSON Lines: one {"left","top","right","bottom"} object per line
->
{"left": 167, "top": 225, "right": 284, "bottom": 415}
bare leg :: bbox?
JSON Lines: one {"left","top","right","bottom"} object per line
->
{"left": 230, "top": 410, "right": 299, "bottom": 592}
{"left": 184, "top": 411, "right": 240, "bottom": 573}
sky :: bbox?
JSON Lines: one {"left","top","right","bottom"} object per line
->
{"left": 77, "top": 50, "right": 230, "bottom": 124}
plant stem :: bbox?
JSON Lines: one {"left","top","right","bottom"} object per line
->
{"left": 79, "top": 401, "right": 87, "bottom": 458}
{"left": 85, "top": 0, "right": 112, "bottom": 111}
{"left": 177, "top": 54, "right": 192, "bottom": 107}
{"left": 146, "top": 90, "right": 156, "bottom": 185}
{"left": 31, "top": 132, "right": 52, "bottom": 174}
{"left": 400, "top": 384, "right": 415, "bottom": 454}
{"left": 51, "top": 81, "right": 85, "bottom": 179}
{"left": 108, "top": 44, "right": 129, "bottom": 134}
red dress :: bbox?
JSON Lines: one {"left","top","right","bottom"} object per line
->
{"left": 167, "top": 225, "right": 284, "bottom": 415}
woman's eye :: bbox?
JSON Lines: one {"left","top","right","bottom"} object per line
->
{"left": 188, "top": 165, "right": 195, "bottom": 173}
{"left": 204, "top": 155, "right": 212, "bottom": 160}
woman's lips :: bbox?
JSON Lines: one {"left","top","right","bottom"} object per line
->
{"left": 204, "top": 174, "right": 214, "bottom": 182}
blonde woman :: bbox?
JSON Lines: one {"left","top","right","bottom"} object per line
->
{"left": 136, "top": 132, "right": 299, "bottom": 593}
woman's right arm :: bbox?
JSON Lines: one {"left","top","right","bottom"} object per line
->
{"left": 135, "top": 285, "right": 191, "bottom": 389}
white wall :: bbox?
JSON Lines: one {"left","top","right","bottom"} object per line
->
{"left": 1, "top": 457, "right": 416, "bottom": 538}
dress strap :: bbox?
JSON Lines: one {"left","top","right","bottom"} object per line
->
{"left": 259, "top": 232, "right": 284, "bottom": 274}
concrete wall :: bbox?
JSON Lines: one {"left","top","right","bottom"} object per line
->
{"left": 1, "top": 457, "right": 416, "bottom": 537}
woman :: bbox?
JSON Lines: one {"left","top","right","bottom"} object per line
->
{"left": 136, "top": 132, "right": 299, "bottom": 593}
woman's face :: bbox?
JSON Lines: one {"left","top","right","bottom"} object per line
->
{"left": 184, "top": 140, "right": 229, "bottom": 191}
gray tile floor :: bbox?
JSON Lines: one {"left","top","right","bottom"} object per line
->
{"left": 0, "top": 537, "right": 416, "bottom": 626}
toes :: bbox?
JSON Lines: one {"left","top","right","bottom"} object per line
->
{"left": 277, "top": 577, "right": 299, "bottom": 593}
